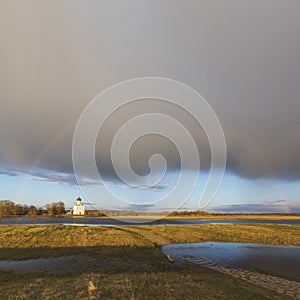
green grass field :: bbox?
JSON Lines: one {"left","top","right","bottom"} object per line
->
{"left": 0, "top": 224, "right": 298, "bottom": 299}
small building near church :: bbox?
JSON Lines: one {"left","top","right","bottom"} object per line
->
{"left": 73, "top": 197, "right": 85, "bottom": 215}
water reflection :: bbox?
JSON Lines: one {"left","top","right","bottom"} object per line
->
{"left": 0, "top": 255, "right": 88, "bottom": 275}
{"left": 0, "top": 217, "right": 299, "bottom": 226}
{"left": 162, "top": 242, "right": 300, "bottom": 280}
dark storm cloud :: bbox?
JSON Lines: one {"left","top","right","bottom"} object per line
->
{"left": 0, "top": 0, "right": 300, "bottom": 182}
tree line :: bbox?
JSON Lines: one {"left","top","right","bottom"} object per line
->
{"left": 168, "top": 210, "right": 211, "bottom": 216}
{"left": 0, "top": 200, "right": 66, "bottom": 217}
{"left": 0, "top": 200, "right": 108, "bottom": 217}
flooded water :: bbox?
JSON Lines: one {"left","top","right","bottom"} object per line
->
{"left": 162, "top": 242, "right": 300, "bottom": 280}
{"left": 0, "top": 216, "right": 299, "bottom": 226}
{"left": 0, "top": 255, "right": 88, "bottom": 275}
{"left": 1, "top": 243, "right": 299, "bottom": 280}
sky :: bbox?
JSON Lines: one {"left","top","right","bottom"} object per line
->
{"left": 0, "top": 1, "right": 300, "bottom": 212}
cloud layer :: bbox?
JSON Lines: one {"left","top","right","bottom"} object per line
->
{"left": 1, "top": 1, "right": 300, "bottom": 182}
{"left": 209, "top": 201, "right": 300, "bottom": 214}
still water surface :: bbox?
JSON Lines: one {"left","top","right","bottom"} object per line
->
{"left": 1, "top": 242, "right": 299, "bottom": 280}
{"left": 0, "top": 255, "right": 87, "bottom": 275}
{"left": 162, "top": 242, "right": 300, "bottom": 280}
{"left": 1, "top": 216, "right": 299, "bottom": 226}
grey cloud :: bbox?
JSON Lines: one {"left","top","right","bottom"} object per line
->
{"left": 0, "top": 170, "right": 19, "bottom": 177}
{"left": 0, "top": 1, "right": 300, "bottom": 181}
{"left": 127, "top": 204, "right": 156, "bottom": 212}
{"left": 209, "top": 201, "right": 300, "bottom": 214}
{"left": 0, "top": 167, "right": 78, "bottom": 185}
{"left": 0, "top": 167, "right": 170, "bottom": 191}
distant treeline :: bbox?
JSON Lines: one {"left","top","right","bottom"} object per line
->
{"left": 1, "top": 200, "right": 298, "bottom": 217}
{"left": 169, "top": 210, "right": 300, "bottom": 216}
{"left": 0, "top": 200, "right": 106, "bottom": 217}
{"left": 0, "top": 200, "right": 66, "bottom": 217}
{"left": 0, "top": 200, "right": 42, "bottom": 217}
{"left": 168, "top": 210, "right": 211, "bottom": 216}
{"left": 84, "top": 210, "right": 106, "bottom": 217}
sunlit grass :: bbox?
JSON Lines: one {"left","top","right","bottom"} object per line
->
{"left": 0, "top": 246, "right": 290, "bottom": 300}
{"left": 0, "top": 224, "right": 298, "bottom": 260}
{"left": 0, "top": 224, "right": 297, "bottom": 299}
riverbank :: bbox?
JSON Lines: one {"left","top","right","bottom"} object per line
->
{"left": 1, "top": 215, "right": 300, "bottom": 227}
{"left": 0, "top": 224, "right": 299, "bottom": 260}
{"left": 2, "top": 213, "right": 300, "bottom": 220}
{"left": 215, "top": 267, "right": 300, "bottom": 299}
{"left": 166, "top": 214, "right": 300, "bottom": 220}
{"left": 0, "top": 251, "right": 289, "bottom": 300}
{"left": 0, "top": 224, "right": 299, "bottom": 299}
{"left": 162, "top": 241, "right": 300, "bottom": 298}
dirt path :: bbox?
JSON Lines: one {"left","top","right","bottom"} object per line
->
{"left": 215, "top": 267, "right": 300, "bottom": 299}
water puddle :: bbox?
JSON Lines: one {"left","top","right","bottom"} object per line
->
{"left": 0, "top": 255, "right": 89, "bottom": 275}
{"left": 162, "top": 242, "right": 300, "bottom": 281}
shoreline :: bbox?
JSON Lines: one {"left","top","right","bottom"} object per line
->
{"left": 1, "top": 214, "right": 300, "bottom": 220}
{"left": 214, "top": 267, "right": 300, "bottom": 299}
{"left": 0, "top": 224, "right": 299, "bottom": 299}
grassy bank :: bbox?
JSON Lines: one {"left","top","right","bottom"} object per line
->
{"left": 0, "top": 249, "right": 289, "bottom": 300}
{"left": 0, "top": 224, "right": 298, "bottom": 299}
{"left": 0, "top": 224, "right": 298, "bottom": 260}
{"left": 166, "top": 214, "right": 300, "bottom": 220}
{"left": 88, "top": 214, "right": 300, "bottom": 220}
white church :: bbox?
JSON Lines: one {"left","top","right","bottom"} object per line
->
{"left": 73, "top": 197, "right": 85, "bottom": 215}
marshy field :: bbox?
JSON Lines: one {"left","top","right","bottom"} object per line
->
{"left": 0, "top": 223, "right": 299, "bottom": 299}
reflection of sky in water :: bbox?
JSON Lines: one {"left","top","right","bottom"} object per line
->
{"left": 0, "top": 255, "right": 87, "bottom": 275}
{"left": 162, "top": 242, "right": 300, "bottom": 280}
{"left": 1, "top": 217, "right": 300, "bottom": 226}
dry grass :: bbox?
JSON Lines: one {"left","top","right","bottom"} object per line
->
{"left": 0, "top": 257, "right": 290, "bottom": 300}
{"left": 0, "top": 224, "right": 298, "bottom": 299}
{"left": 0, "top": 224, "right": 298, "bottom": 260}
